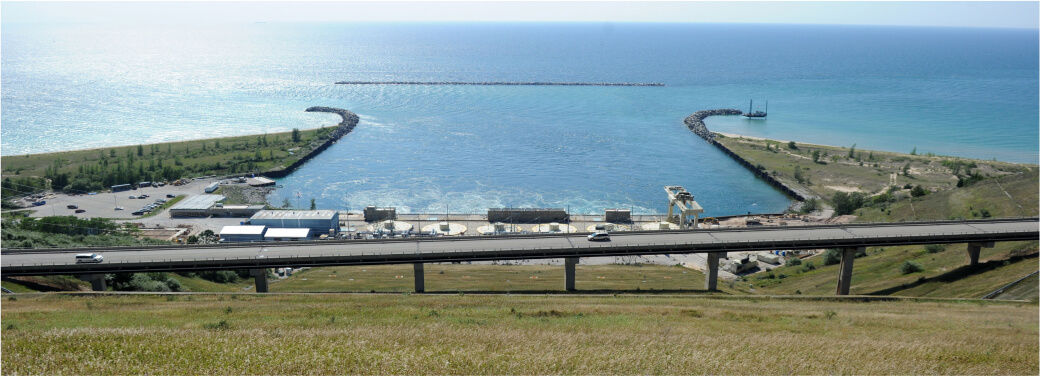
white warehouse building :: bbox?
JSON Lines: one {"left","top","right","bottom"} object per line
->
{"left": 247, "top": 210, "right": 339, "bottom": 237}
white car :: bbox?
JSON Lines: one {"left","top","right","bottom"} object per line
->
{"left": 587, "top": 231, "right": 610, "bottom": 242}
{"left": 75, "top": 253, "right": 104, "bottom": 263}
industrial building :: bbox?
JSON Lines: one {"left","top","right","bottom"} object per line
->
{"left": 263, "top": 228, "right": 311, "bottom": 241}
{"left": 219, "top": 225, "right": 267, "bottom": 242}
{"left": 168, "top": 195, "right": 227, "bottom": 217}
{"left": 248, "top": 210, "right": 339, "bottom": 237}
{"left": 168, "top": 195, "right": 264, "bottom": 218}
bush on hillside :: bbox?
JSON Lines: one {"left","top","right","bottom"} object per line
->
{"left": 900, "top": 261, "right": 924, "bottom": 274}
{"left": 925, "top": 244, "right": 946, "bottom": 254}
{"left": 785, "top": 257, "right": 802, "bottom": 267}
{"left": 823, "top": 249, "right": 842, "bottom": 265}
{"left": 832, "top": 191, "right": 867, "bottom": 216}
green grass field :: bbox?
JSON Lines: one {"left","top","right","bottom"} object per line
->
{"left": 271, "top": 264, "right": 733, "bottom": 294}
{"left": 2, "top": 294, "right": 1035, "bottom": 374}
{"left": 1, "top": 124, "right": 340, "bottom": 200}
{"left": 733, "top": 241, "right": 1038, "bottom": 298}
{"left": 856, "top": 169, "right": 1039, "bottom": 221}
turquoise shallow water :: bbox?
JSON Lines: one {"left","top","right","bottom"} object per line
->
{"left": 2, "top": 23, "right": 1037, "bottom": 214}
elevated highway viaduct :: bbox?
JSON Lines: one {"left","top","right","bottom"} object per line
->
{"left": 2, "top": 218, "right": 1036, "bottom": 295}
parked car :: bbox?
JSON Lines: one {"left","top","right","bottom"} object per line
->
{"left": 129, "top": 195, "right": 136, "bottom": 199}
{"left": 67, "top": 205, "right": 78, "bottom": 209}
{"left": 132, "top": 211, "right": 145, "bottom": 216}
{"left": 587, "top": 231, "right": 611, "bottom": 242}
{"left": 74, "top": 209, "right": 86, "bottom": 213}
{"left": 75, "top": 253, "right": 104, "bottom": 263}
{"left": 138, "top": 194, "right": 149, "bottom": 199}
{"left": 166, "top": 194, "right": 176, "bottom": 198}
{"left": 114, "top": 206, "right": 124, "bottom": 211}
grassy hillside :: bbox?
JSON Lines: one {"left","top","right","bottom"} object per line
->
{"left": 734, "top": 241, "right": 1037, "bottom": 298}
{"left": 991, "top": 272, "right": 1039, "bottom": 301}
{"left": 713, "top": 133, "right": 1035, "bottom": 209}
{"left": 2, "top": 294, "right": 1035, "bottom": 374}
{"left": 270, "top": 264, "right": 731, "bottom": 294}
{"left": 856, "top": 169, "right": 1039, "bottom": 221}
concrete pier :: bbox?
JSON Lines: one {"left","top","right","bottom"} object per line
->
{"left": 967, "top": 242, "right": 994, "bottom": 266}
{"left": 705, "top": 253, "right": 721, "bottom": 291}
{"left": 564, "top": 257, "right": 578, "bottom": 291}
{"left": 836, "top": 247, "right": 863, "bottom": 295}
{"left": 413, "top": 263, "right": 425, "bottom": 293}
{"left": 79, "top": 274, "right": 106, "bottom": 291}
{"left": 251, "top": 269, "right": 268, "bottom": 293}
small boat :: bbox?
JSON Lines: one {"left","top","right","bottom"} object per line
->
{"left": 743, "top": 99, "right": 767, "bottom": 118}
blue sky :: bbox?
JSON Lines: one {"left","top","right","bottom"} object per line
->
{"left": 3, "top": 1, "right": 1038, "bottom": 29}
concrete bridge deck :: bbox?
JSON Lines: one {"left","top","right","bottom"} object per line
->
{"left": 3, "top": 218, "right": 1036, "bottom": 294}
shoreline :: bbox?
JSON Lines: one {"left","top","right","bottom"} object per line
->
{"left": 683, "top": 109, "right": 813, "bottom": 202}
{"left": 263, "top": 107, "right": 360, "bottom": 178}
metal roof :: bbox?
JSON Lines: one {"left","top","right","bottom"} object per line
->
{"left": 263, "top": 228, "right": 311, "bottom": 238}
{"left": 169, "top": 195, "right": 225, "bottom": 211}
{"left": 250, "top": 210, "right": 337, "bottom": 221}
{"left": 219, "top": 225, "right": 266, "bottom": 236}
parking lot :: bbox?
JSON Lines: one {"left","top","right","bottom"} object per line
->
{"left": 25, "top": 177, "right": 223, "bottom": 220}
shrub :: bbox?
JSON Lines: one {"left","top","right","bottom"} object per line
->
{"left": 800, "top": 261, "right": 816, "bottom": 272}
{"left": 195, "top": 270, "right": 241, "bottom": 283}
{"left": 798, "top": 198, "right": 819, "bottom": 214}
{"left": 785, "top": 257, "right": 802, "bottom": 267}
{"left": 901, "top": 261, "right": 924, "bottom": 274}
{"left": 164, "top": 277, "right": 183, "bottom": 292}
{"left": 910, "top": 185, "right": 928, "bottom": 197}
{"left": 203, "top": 320, "right": 230, "bottom": 330}
{"left": 925, "top": 244, "right": 946, "bottom": 254}
{"left": 823, "top": 249, "right": 842, "bottom": 265}
{"left": 787, "top": 141, "right": 798, "bottom": 150}
{"left": 832, "top": 192, "right": 867, "bottom": 216}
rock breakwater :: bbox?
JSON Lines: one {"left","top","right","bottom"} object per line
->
{"left": 263, "top": 107, "right": 360, "bottom": 178}
{"left": 335, "top": 81, "right": 664, "bottom": 87}
{"left": 683, "top": 109, "right": 743, "bottom": 141}
{"left": 683, "top": 109, "right": 811, "bottom": 202}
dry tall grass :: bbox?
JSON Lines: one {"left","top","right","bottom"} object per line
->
{"left": 2, "top": 294, "right": 1036, "bottom": 374}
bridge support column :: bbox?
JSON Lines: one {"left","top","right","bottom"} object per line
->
{"left": 705, "top": 253, "right": 721, "bottom": 291}
{"left": 78, "top": 274, "right": 106, "bottom": 291}
{"left": 564, "top": 257, "right": 578, "bottom": 292}
{"left": 835, "top": 247, "right": 863, "bottom": 295}
{"left": 251, "top": 269, "right": 268, "bottom": 293}
{"left": 966, "top": 242, "right": 994, "bottom": 266}
{"left": 413, "top": 263, "right": 425, "bottom": 293}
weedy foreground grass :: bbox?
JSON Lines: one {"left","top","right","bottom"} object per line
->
{"left": 2, "top": 294, "right": 1036, "bottom": 374}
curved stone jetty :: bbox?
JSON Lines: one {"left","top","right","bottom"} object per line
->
{"left": 683, "top": 109, "right": 743, "bottom": 141}
{"left": 305, "top": 106, "right": 360, "bottom": 130}
{"left": 263, "top": 107, "right": 360, "bottom": 178}
{"left": 335, "top": 81, "right": 664, "bottom": 87}
{"left": 683, "top": 109, "right": 812, "bottom": 202}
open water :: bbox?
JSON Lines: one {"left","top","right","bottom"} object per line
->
{"left": 3, "top": 23, "right": 1037, "bottom": 214}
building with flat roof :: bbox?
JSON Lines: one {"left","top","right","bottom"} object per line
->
{"left": 264, "top": 228, "right": 311, "bottom": 241}
{"left": 219, "top": 225, "right": 267, "bottom": 242}
{"left": 169, "top": 195, "right": 226, "bottom": 217}
{"left": 248, "top": 210, "right": 339, "bottom": 236}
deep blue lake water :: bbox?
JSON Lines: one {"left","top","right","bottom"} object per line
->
{"left": 3, "top": 23, "right": 1037, "bottom": 214}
